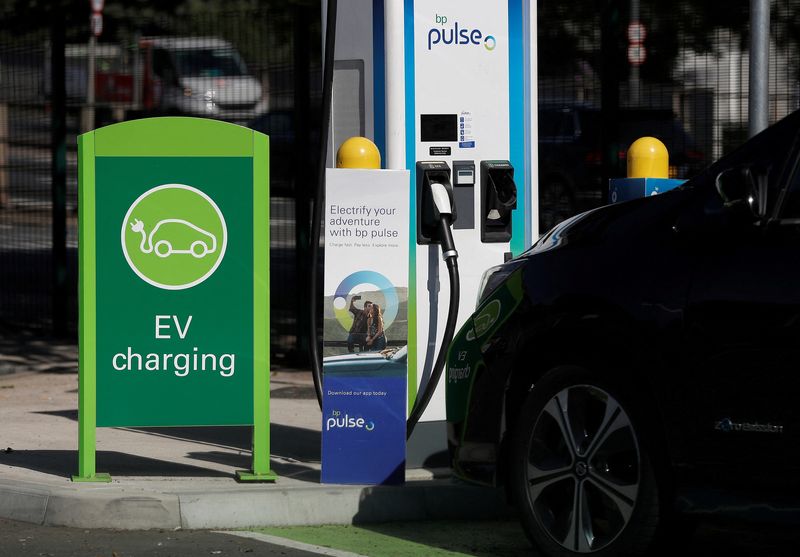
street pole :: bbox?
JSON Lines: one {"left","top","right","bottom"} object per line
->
{"left": 294, "top": 5, "right": 311, "bottom": 363}
{"left": 83, "top": 33, "right": 96, "bottom": 133}
{"left": 749, "top": 0, "right": 769, "bottom": 137}
{"left": 601, "top": 0, "right": 622, "bottom": 199}
{"left": 629, "top": 0, "right": 640, "bottom": 105}
{"left": 51, "top": 13, "right": 67, "bottom": 336}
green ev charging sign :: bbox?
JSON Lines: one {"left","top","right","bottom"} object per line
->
{"left": 74, "top": 117, "right": 275, "bottom": 483}
{"left": 122, "top": 184, "right": 228, "bottom": 289}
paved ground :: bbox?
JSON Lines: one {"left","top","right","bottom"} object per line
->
{"left": 1, "top": 337, "right": 799, "bottom": 556}
{"left": 0, "top": 336, "right": 321, "bottom": 482}
{"left": 4, "top": 515, "right": 799, "bottom": 557}
{"left": 0, "top": 518, "right": 323, "bottom": 557}
{"left": 0, "top": 338, "right": 511, "bottom": 531}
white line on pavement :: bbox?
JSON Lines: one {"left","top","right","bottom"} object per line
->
{"left": 217, "top": 530, "right": 370, "bottom": 557}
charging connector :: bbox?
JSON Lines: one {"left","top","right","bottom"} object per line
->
{"left": 416, "top": 161, "right": 457, "bottom": 245}
{"left": 430, "top": 181, "right": 458, "bottom": 261}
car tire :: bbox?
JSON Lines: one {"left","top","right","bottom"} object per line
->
{"left": 511, "top": 366, "right": 669, "bottom": 557}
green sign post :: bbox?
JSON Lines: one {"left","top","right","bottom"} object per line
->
{"left": 74, "top": 117, "right": 275, "bottom": 483}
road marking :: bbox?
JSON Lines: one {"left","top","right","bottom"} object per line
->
{"left": 217, "top": 530, "right": 369, "bottom": 557}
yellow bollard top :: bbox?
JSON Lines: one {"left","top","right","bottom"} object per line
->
{"left": 627, "top": 136, "right": 668, "bottom": 179}
{"left": 336, "top": 137, "right": 381, "bottom": 169}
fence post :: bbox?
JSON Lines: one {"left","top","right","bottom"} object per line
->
{"left": 749, "top": 0, "right": 770, "bottom": 137}
{"left": 0, "top": 103, "right": 8, "bottom": 208}
{"left": 294, "top": 4, "right": 312, "bottom": 364}
{"left": 51, "top": 14, "right": 67, "bottom": 336}
{"left": 600, "top": 0, "right": 622, "bottom": 200}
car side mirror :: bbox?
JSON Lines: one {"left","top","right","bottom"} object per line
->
{"left": 715, "top": 166, "right": 767, "bottom": 220}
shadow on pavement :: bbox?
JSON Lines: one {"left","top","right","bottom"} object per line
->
{"left": 0, "top": 334, "right": 77, "bottom": 375}
{"left": 34, "top": 414, "right": 321, "bottom": 462}
{"left": 126, "top": 424, "right": 321, "bottom": 463}
{"left": 184, "top": 451, "right": 321, "bottom": 482}
{"left": 352, "top": 517, "right": 800, "bottom": 557}
{"left": 353, "top": 519, "right": 528, "bottom": 557}
{"left": 31, "top": 412, "right": 321, "bottom": 480}
{"left": 0, "top": 449, "right": 232, "bottom": 478}
{"left": 35, "top": 409, "right": 77, "bottom": 421}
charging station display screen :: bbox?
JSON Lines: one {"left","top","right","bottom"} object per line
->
{"left": 421, "top": 114, "right": 457, "bottom": 142}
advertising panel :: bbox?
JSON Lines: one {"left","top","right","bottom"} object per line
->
{"left": 322, "top": 168, "right": 409, "bottom": 484}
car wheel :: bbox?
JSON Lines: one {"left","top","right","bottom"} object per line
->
{"left": 511, "top": 366, "right": 664, "bottom": 557}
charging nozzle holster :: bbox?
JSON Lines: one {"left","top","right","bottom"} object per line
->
{"left": 480, "top": 160, "right": 517, "bottom": 243}
{"left": 417, "top": 161, "right": 457, "bottom": 245}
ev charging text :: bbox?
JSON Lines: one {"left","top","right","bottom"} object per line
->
{"left": 111, "top": 315, "right": 236, "bottom": 378}
{"left": 428, "top": 14, "right": 496, "bottom": 51}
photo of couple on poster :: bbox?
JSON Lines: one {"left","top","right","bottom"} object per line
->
{"left": 346, "top": 296, "right": 387, "bottom": 353}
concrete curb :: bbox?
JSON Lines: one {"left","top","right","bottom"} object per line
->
{"left": 0, "top": 368, "right": 515, "bottom": 531}
{"left": 0, "top": 478, "right": 182, "bottom": 529}
{"left": 0, "top": 477, "right": 514, "bottom": 530}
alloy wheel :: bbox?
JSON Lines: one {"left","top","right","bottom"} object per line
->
{"left": 524, "top": 384, "right": 641, "bottom": 553}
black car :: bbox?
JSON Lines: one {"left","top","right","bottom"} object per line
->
{"left": 538, "top": 104, "right": 707, "bottom": 233}
{"left": 447, "top": 108, "right": 800, "bottom": 556}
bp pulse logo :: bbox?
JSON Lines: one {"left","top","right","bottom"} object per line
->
{"left": 327, "top": 410, "right": 375, "bottom": 432}
{"left": 122, "top": 184, "right": 227, "bottom": 290}
{"left": 428, "top": 14, "right": 496, "bottom": 51}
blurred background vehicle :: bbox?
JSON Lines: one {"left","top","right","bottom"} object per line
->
{"left": 142, "top": 36, "right": 267, "bottom": 122}
{"left": 45, "top": 36, "right": 267, "bottom": 126}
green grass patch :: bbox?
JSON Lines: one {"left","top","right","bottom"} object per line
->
{"left": 252, "top": 519, "right": 529, "bottom": 557}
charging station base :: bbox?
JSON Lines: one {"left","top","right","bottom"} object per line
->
{"left": 235, "top": 469, "right": 278, "bottom": 483}
{"left": 407, "top": 420, "right": 449, "bottom": 469}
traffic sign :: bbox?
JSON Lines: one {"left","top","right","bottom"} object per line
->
{"left": 91, "top": 13, "right": 103, "bottom": 37}
{"left": 627, "top": 44, "right": 647, "bottom": 66}
{"left": 627, "top": 22, "right": 646, "bottom": 44}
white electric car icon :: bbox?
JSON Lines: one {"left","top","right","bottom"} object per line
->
{"left": 129, "top": 218, "right": 218, "bottom": 259}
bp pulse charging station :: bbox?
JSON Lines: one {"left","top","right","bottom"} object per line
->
{"left": 323, "top": 0, "right": 538, "bottom": 470}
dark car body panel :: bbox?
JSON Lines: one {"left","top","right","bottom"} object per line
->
{"left": 448, "top": 109, "right": 800, "bottom": 514}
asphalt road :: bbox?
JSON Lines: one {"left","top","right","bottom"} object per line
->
{"left": 0, "top": 519, "right": 324, "bottom": 557}
{"left": 2, "top": 517, "right": 799, "bottom": 557}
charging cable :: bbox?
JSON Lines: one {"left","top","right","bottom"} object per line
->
{"left": 406, "top": 182, "right": 460, "bottom": 438}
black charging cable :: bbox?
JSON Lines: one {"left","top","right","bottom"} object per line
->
{"left": 406, "top": 202, "right": 460, "bottom": 439}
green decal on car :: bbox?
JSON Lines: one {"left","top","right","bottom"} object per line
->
{"left": 473, "top": 299, "right": 501, "bottom": 337}
{"left": 446, "top": 268, "right": 526, "bottom": 436}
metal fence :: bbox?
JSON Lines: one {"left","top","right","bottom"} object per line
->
{"left": 0, "top": 4, "right": 320, "bottom": 365}
{"left": 1, "top": 0, "right": 799, "bottom": 363}
{"left": 537, "top": 0, "right": 800, "bottom": 232}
